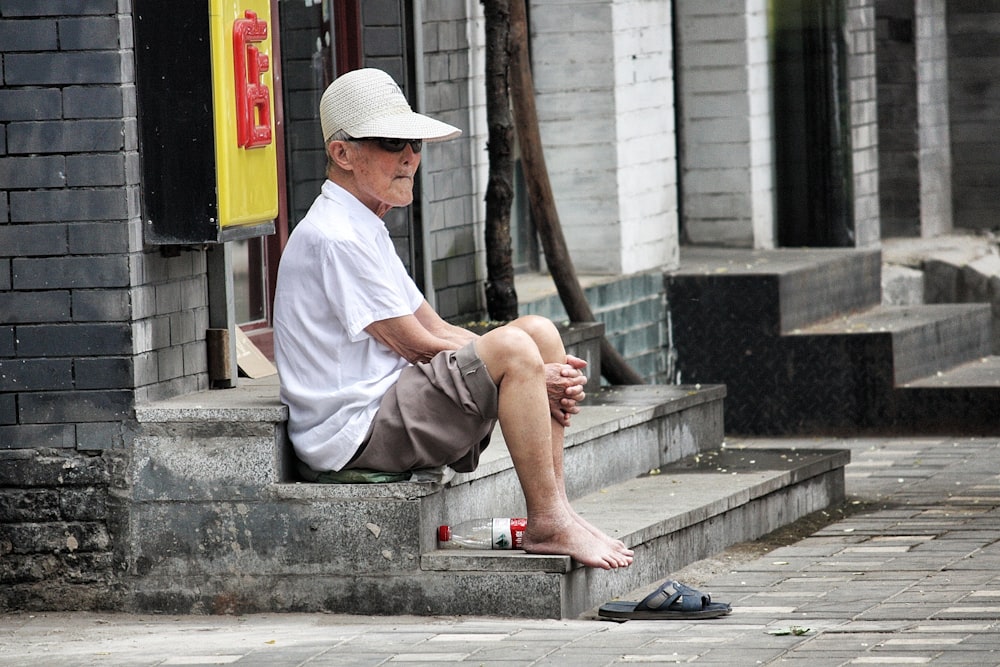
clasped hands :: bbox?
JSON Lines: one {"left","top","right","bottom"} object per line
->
{"left": 545, "top": 354, "right": 588, "bottom": 427}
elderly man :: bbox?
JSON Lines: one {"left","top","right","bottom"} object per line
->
{"left": 273, "top": 68, "right": 632, "bottom": 569}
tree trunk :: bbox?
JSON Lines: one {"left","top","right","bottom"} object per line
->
{"left": 482, "top": 0, "right": 519, "bottom": 321}
{"left": 508, "top": 0, "right": 644, "bottom": 385}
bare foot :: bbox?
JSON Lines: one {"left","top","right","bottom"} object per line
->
{"left": 573, "top": 512, "right": 634, "bottom": 567}
{"left": 560, "top": 498, "right": 634, "bottom": 566}
{"left": 522, "top": 515, "right": 631, "bottom": 570}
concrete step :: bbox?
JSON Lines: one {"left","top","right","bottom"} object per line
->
{"left": 902, "top": 354, "right": 1000, "bottom": 387}
{"left": 893, "top": 355, "right": 1000, "bottom": 434}
{"left": 418, "top": 446, "right": 849, "bottom": 618}
{"left": 668, "top": 247, "right": 1000, "bottom": 435}
{"left": 669, "top": 246, "right": 882, "bottom": 334}
{"left": 789, "top": 304, "right": 992, "bottom": 384}
{"left": 137, "top": 382, "right": 850, "bottom": 618}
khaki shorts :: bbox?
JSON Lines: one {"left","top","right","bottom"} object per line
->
{"left": 344, "top": 341, "right": 498, "bottom": 473}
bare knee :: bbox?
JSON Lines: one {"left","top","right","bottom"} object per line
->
{"left": 508, "top": 315, "right": 563, "bottom": 360}
{"left": 477, "top": 325, "right": 544, "bottom": 381}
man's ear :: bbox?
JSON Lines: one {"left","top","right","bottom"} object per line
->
{"left": 327, "top": 140, "right": 354, "bottom": 171}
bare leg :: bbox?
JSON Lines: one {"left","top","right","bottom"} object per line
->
{"left": 508, "top": 317, "right": 634, "bottom": 566}
{"left": 477, "top": 318, "right": 632, "bottom": 569}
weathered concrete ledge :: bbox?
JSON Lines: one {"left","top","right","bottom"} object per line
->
{"left": 883, "top": 233, "right": 1000, "bottom": 353}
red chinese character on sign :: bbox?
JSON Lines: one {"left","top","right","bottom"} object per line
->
{"left": 233, "top": 10, "right": 271, "bottom": 149}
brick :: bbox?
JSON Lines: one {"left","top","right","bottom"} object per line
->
{"left": 132, "top": 351, "right": 157, "bottom": 388}
{"left": 0, "top": 327, "right": 13, "bottom": 357}
{"left": 0, "top": 261, "right": 9, "bottom": 290}
{"left": 75, "top": 422, "right": 123, "bottom": 450}
{"left": 0, "top": 423, "right": 76, "bottom": 449}
{"left": 4, "top": 52, "right": 122, "bottom": 86}
{"left": 365, "top": 26, "right": 404, "bottom": 57}
{"left": 72, "top": 289, "right": 130, "bottom": 322}
{"left": 10, "top": 188, "right": 127, "bottom": 223}
{"left": 182, "top": 339, "right": 207, "bottom": 375}
{"left": 13, "top": 256, "right": 128, "bottom": 289}
{"left": 0, "top": 88, "right": 62, "bottom": 121}
{"left": 0, "top": 490, "right": 60, "bottom": 522}
{"left": 59, "top": 488, "right": 107, "bottom": 521}
{"left": 19, "top": 389, "right": 131, "bottom": 423}
{"left": 15, "top": 323, "right": 131, "bottom": 356}
{"left": 168, "top": 308, "right": 198, "bottom": 347}
{"left": 0, "top": 291, "right": 71, "bottom": 324}
{"left": 0, "top": 0, "right": 117, "bottom": 16}
{"left": 63, "top": 85, "right": 123, "bottom": 119}
{"left": 0, "top": 155, "right": 66, "bottom": 188}
{"left": 0, "top": 522, "right": 110, "bottom": 554}
{"left": 67, "top": 221, "right": 129, "bottom": 253}
{"left": 64, "top": 154, "right": 125, "bottom": 187}
{"left": 0, "top": 19, "right": 58, "bottom": 51}
{"left": 0, "top": 359, "right": 73, "bottom": 392}
{"left": 7, "top": 119, "right": 124, "bottom": 154}
{"left": 0, "top": 223, "right": 68, "bottom": 256}
{"left": 0, "top": 452, "right": 111, "bottom": 488}
{"left": 156, "top": 345, "right": 183, "bottom": 381}
{"left": 58, "top": 16, "right": 119, "bottom": 50}
{"left": 74, "top": 357, "right": 132, "bottom": 389}
{"left": 0, "top": 394, "right": 14, "bottom": 425}
{"left": 362, "top": 0, "right": 402, "bottom": 24}
{"left": 59, "top": 489, "right": 108, "bottom": 521}
{"left": 130, "top": 285, "right": 155, "bottom": 320}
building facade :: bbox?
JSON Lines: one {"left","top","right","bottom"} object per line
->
{"left": 2, "top": 0, "right": 998, "bottom": 610}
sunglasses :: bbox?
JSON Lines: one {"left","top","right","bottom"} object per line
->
{"left": 352, "top": 137, "right": 423, "bottom": 153}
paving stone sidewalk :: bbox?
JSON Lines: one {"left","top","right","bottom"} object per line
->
{"left": 2, "top": 436, "right": 999, "bottom": 666}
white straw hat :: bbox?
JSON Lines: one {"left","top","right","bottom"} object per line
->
{"left": 319, "top": 68, "right": 461, "bottom": 143}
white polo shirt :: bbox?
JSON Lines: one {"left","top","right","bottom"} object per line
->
{"left": 273, "top": 180, "right": 424, "bottom": 472}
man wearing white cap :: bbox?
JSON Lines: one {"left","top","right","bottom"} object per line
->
{"left": 273, "top": 68, "right": 633, "bottom": 569}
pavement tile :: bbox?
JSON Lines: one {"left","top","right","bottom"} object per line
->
{"left": 616, "top": 653, "right": 699, "bottom": 663}
{"left": 908, "top": 622, "right": 995, "bottom": 632}
{"left": 685, "top": 646, "right": 788, "bottom": 663}
{"left": 845, "top": 656, "right": 932, "bottom": 664}
{"left": 822, "top": 620, "right": 912, "bottom": 633}
{"left": 530, "top": 652, "right": 622, "bottom": 666}
{"left": 469, "top": 642, "right": 568, "bottom": 659}
{"left": 387, "top": 653, "right": 469, "bottom": 662}
{"left": 767, "top": 659, "right": 862, "bottom": 667}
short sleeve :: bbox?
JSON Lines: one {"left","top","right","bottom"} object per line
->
{"left": 320, "top": 228, "right": 423, "bottom": 341}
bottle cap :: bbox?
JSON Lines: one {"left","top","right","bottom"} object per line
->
{"left": 437, "top": 525, "right": 451, "bottom": 542}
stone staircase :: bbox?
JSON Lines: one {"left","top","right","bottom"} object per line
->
{"left": 667, "top": 247, "right": 1000, "bottom": 435}
{"left": 127, "top": 325, "right": 848, "bottom": 619}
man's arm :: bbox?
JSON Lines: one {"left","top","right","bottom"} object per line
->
{"left": 365, "top": 301, "right": 476, "bottom": 364}
{"left": 413, "top": 301, "right": 478, "bottom": 347}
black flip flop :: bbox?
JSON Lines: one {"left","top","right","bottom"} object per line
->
{"left": 598, "top": 580, "right": 732, "bottom": 620}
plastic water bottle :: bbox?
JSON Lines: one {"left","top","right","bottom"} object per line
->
{"left": 437, "top": 517, "right": 527, "bottom": 550}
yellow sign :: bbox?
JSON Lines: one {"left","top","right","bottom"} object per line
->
{"left": 209, "top": 0, "right": 279, "bottom": 228}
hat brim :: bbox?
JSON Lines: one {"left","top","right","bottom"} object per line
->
{"left": 344, "top": 110, "right": 461, "bottom": 142}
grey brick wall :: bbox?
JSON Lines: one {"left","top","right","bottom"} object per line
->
{"left": 0, "top": 446, "right": 128, "bottom": 611}
{"left": 0, "top": 1, "right": 139, "bottom": 453}
{"left": 0, "top": 0, "right": 159, "bottom": 610}
{"left": 915, "top": 0, "right": 952, "bottom": 238}
{"left": 847, "top": 0, "right": 881, "bottom": 249}
{"left": 520, "top": 272, "right": 670, "bottom": 384}
{"left": 677, "top": 0, "right": 775, "bottom": 249}
{"left": 420, "top": 2, "right": 482, "bottom": 321}
{"left": 876, "top": 0, "right": 952, "bottom": 239}
{"left": 948, "top": 1, "right": 1000, "bottom": 232}
{"left": 876, "top": 0, "right": 920, "bottom": 237}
